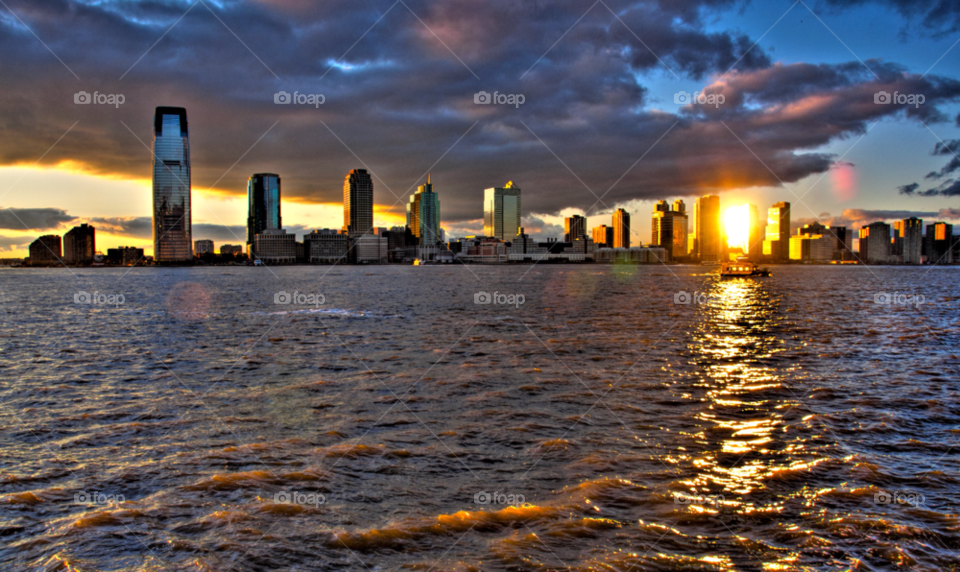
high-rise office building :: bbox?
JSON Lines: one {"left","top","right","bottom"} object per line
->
{"left": 63, "top": 224, "right": 95, "bottom": 265}
{"left": 194, "top": 239, "right": 214, "bottom": 255}
{"left": 408, "top": 173, "right": 441, "bottom": 245}
{"left": 652, "top": 200, "right": 688, "bottom": 260}
{"left": 483, "top": 182, "right": 522, "bottom": 241}
{"left": 247, "top": 173, "right": 282, "bottom": 246}
{"left": 762, "top": 202, "right": 790, "bottom": 261}
{"left": 695, "top": 195, "right": 721, "bottom": 262}
{"left": 925, "top": 222, "right": 954, "bottom": 264}
{"left": 747, "top": 204, "right": 762, "bottom": 255}
{"left": 564, "top": 214, "right": 587, "bottom": 242}
{"left": 859, "top": 221, "right": 891, "bottom": 264}
{"left": 613, "top": 208, "right": 631, "bottom": 248}
{"left": 344, "top": 169, "right": 374, "bottom": 237}
{"left": 28, "top": 235, "right": 62, "bottom": 264}
{"left": 152, "top": 106, "right": 192, "bottom": 262}
{"left": 592, "top": 225, "right": 614, "bottom": 247}
{"left": 893, "top": 218, "right": 923, "bottom": 264}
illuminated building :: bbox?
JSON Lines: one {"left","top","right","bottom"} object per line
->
{"left": 152, "top": 106, "right": 192, "bottom": 262}
{"left": 343, "top": 169, "right": 374, "bottom": 238}
{"left": 893, "top": 218, "right": 923, "bottom": 264}
{"left": 762, "top": 202, "right": 790, "bottom": 261}
{"left": 408, "top": 174, "right": 441, "bottom": 245}
{"left": 564, "top": 214, "right": 587, "bottom": 242}
{"left": 592, "top": 225, "right": 613, "bottom": 247}
{"left": 483, "top": 182, "right": 521, "bottom": 241}
{"left": 925, "top": 222, "right": 954, "bottom": 264}
{"left": 695, "top": 195, "right": 721, "bottom": 262}
{"left": 652, "top": 200, "right": 688, "bottom": 260}
{"left": 613, "top": 208, "right": 631, "bottom": 248}
{"left": 859, "top": 221, "right": 891, "bottom": 264}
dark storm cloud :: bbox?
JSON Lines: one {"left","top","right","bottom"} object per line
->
{"left": 88, "top": 216, "right": 153, "bottom": 239}
{"left": 899, "top": 138, "right": 960, "bottom": 196}
{"left": 0, "top": 208, "right": 75, "bottom": 230}
{"left": 2, "top": 0, "right": 960, "bottom": 224}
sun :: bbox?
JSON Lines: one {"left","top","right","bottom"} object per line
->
{"left": 724, "top": 204, "right": 750, "bottom": 252}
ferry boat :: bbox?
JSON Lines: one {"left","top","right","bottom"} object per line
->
{"left": 720, "top": 258, "right": 770, "bottom": 278}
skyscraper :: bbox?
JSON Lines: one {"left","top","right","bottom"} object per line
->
{"left": 652, "top": 200, "right": 688, "bottom": 259}
{"left": 747, "top": 203, "right": 762, "bottom": 255}
{"left": 695, "top": 195, "right": 721, "bottom": 262}
{"left": 344, "top": 169, "right": 374, "bottom": 237}
{"left": 408, "top": 173, "right": 441, "bottom": 245}
{"left": 28, "top": 235, "right": 62, "bottom": 265}
{"left": 613, "top": 208, "right": 631, "bottom": 249}
{"left": 592, "top": 225, "right": 613, "bottom": 247}
{"left": 564, "top": 214, "right": 587, "bottom": 242}
{"left": 859, "top": 222, "right": 891, "bottom": 264}
{"left": 925, "top": 222, "right": 954, "bottom": 264}
{"left": 63, "top": 224, "right": 95, "bottom": 265}
{"left": 483, "top": 182, "right": 521, "bottom": 240}
{"left": 152, "top": 106, "right": 192, "bottom": 263}
{"left": 893, "top": 218, "right": 923, "bottom": 264}
{"left": 762, "top": 202, "right": 790, "bottom": 261}
{"left": 247, "top": 174, "right": 282, "bottom": 246}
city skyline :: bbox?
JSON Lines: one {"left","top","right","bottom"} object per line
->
{"left": 4, "top": 2, "right": 960, "bottom": 257}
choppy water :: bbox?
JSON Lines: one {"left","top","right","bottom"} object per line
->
{"left": 1, "top": 265, "right": 959, "bottom": 571}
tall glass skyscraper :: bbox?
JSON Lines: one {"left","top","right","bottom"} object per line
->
{"left": 247, "top": 173, "right": 282, "bottom": 245}
{"left": 152, "top": 107, "right": 192, "bottom": 262}
{"left": 613, "top": 208, "right": 631, "bottom": 249}
{"left": 408, "top": 173, "right": 440, "bottom": 245}
{"left": 695, "top": 195, "right": 721, "bottom": 262}
{"left": 343, "top": 169, "right": 374, "bottom": 237}
{"left": 483, "top": 182, "right": 521, "bottom": 240}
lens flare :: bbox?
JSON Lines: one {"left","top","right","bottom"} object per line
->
{"left": 724, "top": 204, "right": 750, "bottom": 252}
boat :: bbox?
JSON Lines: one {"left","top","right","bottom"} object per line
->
{"left": 720, "top": 258, "right": 770, "bottom": 277}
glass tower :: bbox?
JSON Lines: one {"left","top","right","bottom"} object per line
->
{"left": 408, "top": 173, "right": 441, "bottom": 245}
{"left": 343, "top": 169, "right": 374, "bottom": 237}
{"left": 152, "top": 107, "right": 192, "bottom": 262}
{"left": 483, "top": 182, "right": 521, "bottom": 241}
{"left": 247, "top": 173, "right": 282, "bottom": 245}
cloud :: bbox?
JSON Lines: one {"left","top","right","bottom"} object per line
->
{"left": 898, "top": 139, "right": 960, "bottom": 196}
{"left": 1, "top": 0, "right": 959, "bottom": 225}
{"left": 823, "top": 0, "right": 960, "bottom": 34}
{"left": 0, "top": 235, "right": 32, "bottom": 250}
{"left": 87, "top": 217, "right": 152, "bottom": 239}
{"left": 0, "top": 208, "right": 75, "bottom": 230}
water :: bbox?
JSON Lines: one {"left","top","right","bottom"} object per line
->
{"left": 1, "top": 265, "right": 958, "bottom": 571}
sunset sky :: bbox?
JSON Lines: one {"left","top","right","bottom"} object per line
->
{"left": 2, "top": 0, "right": 960, "bottom": 256}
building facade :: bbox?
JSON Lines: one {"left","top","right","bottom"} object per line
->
{"left": 859, "top": 222, "right": 891, "bottom": 264}
{"left": 63, "top": 224, "right": 95, "bottom": 265}
{"left": 762, "top": 202, "right": 791, "bottom": 261}
{"left": 343, "top": 169, "right": 374, "bottom": 238}
{"left": 106, "top": 247, "right": 144, "bottom": 266}
{"left": 194, "top": 239, "right": 214, "bottom": 255}
{"left": 652, "top": 200, "right": 688, "bottom": 260}
{"left": 592, "top": 225, "right": 614, "bottom": 247}
{"left": 355, "top": 234, "right": 388, "bottom": 263}
{"left": 408, "top": 174, "right": 441, "bottom": 245}
{"left": 483, "top": 182, "right": 522, "bottom": 241}
{"left": 248, "top": 173, "right": 282, "bottom": 246}
{"left": 893, "top": 218, "right": 923, "bottom": 264}
{"left": 695, "top": 195, "right": 721, "bottom": 262}
{"left": 564, "top": 214, "right": 587, "bottom": 242}
{"left": 925, "top": 222, "right": 954, "bottom": 264}
{"left": 304, "top": 229, "right": 349, "bottom": 264}
{"left": 29, "top": 235, "right": 62, "bottom": 264}
{"left": 613, "top": 208, "right": 631, "bottom": 249}
{"left": 152, "top": 106, "right": 192, "bottom": 263}
{"left": 220, "top": 244, "right": 243, "bottom": 256}
{"left": 253, "top": 229, "right": 297, "bottom": 264}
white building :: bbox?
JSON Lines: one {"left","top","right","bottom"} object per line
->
{"left": 355, "top": 235, "right": 388, "bottom": 263}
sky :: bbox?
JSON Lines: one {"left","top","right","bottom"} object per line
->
{"left": 2, "top": 0, "right": 960, "bottom": 256}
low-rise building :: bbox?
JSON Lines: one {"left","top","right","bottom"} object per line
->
{"left": 303, "top": 229, "right": 349, "bottom": 264}
{"left": 355, "top": 234, "right": 388, "bottom": 263}
{"left": 253, "top": 229, "right": 297, "bottom": 264}
{"left": 194, "top": 239, "right": 214, "bottom": 255}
